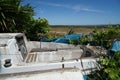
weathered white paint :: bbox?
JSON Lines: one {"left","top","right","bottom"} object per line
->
{"left": 0, "top": 58, "right": 98, "bottom": 75}
{"left": 27, "top": 49, "right": 83, "bottom": 63}
{"left": 0, "top": 33, "right": 98, "bottom": 76}
{"left": 0, "top": 69, "right": 84, "bottom": 80}
{"left": 0, "top": 35, "right": 23, "bottom": 66}
{"left": 0, "top": 33, "right": 83, "bottom": 65}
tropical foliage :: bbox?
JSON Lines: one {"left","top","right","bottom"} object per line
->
{"left": 0, "top": 0, "right": 50, "bottom": 40}
{"left": 0, "top": 0, "right": 34, "bottom": 32}
{"left": 0, "top": 0, "right": 19, "bottom": 31}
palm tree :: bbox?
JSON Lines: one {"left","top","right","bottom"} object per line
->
{"left": 0, "top": 0, "right": 34, "bottom": 32}
{"left": 0, "top": 0, "right": 20, "bottom": 32}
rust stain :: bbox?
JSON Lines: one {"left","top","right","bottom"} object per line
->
{"left": 3, "top": 47, "right": 7, "bottom": 55}
{"left": 34, "top": 53, "right": 37, "bottom": 62}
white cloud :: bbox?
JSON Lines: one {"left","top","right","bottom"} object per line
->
{"left": 40, "top": 2, "right": 104, "bottom": 13}
{"left": 40, "top": 2, "right": 69, "bottom": 8}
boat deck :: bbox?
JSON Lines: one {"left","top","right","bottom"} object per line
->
{"left": 0, "top": 68, "right": 84, "bottom": 80}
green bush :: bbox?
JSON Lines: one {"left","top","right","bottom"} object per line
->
{"left": 80, "top": 25, "right": 120, "bottom": 49}
{"left": 88, "top": 52, "right": 120, "bottom": 80}
{"left": 26, "top": 18, "right": 50, "bottom": 41}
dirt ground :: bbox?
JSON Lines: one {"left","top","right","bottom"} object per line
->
{"left": 49, "top": 26, "right": 107, "bottom": 35}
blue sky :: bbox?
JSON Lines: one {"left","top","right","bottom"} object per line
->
{"left": 22, "top": 0, "right": 120, "bottom": 25}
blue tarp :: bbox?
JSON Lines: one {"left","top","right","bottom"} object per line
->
{"left": 83, "top": 75, "right": 88, "bottom": 80}
{"left": 54, "top": 38, "right": 69, "bottom": 44}
{"left": 41, "top": 34, "right": 83, "bottom": 44}
{"left": 62, "top": 34, "right": 82, "bottom": 40}
{"left": 41, "top": 38, "right": 51, "bottom": 42}
{"left": 111, "top": 40, "right": 120, "bottom": 52}
{"left": 54, "top": 34, "right": 83, "bottom": 44}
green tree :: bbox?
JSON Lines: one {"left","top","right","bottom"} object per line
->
{"left": 26, "top": 18, "right": 50, "bottom": 41}
{"left": 0, "top": 0, "right": 50, "bottom": 41}
{"left": 13, "top": 4, "right": 34, "bottom": 32}
{"left": 33, "top": 18, "right": 50, "bottom": 34}
{"left": 0, "top": 0, "right": 34, "bottom": 32}
{"left": 0, "top": 0, "right": 20, "bottom": 32}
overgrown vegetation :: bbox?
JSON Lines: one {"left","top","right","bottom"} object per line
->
{"left": 0, "top": 0, "right": 120, "bottom": 79}
{"left": 0, "top": 0, "right": 34, "bottom": 32}
{"left": 0, "top": 0, "right": 50, "bottom": 41}
{"left": 26, "top": 18, "right": 50, "bottom": 41}
{"left": 88, "top": 52, "right": 120, "bottom": 80}
{"left": 79, "top": 25, "right": 120, "bottom": 80}
{"left": 80, "top": 25, "right": 120, "bottom": 49}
